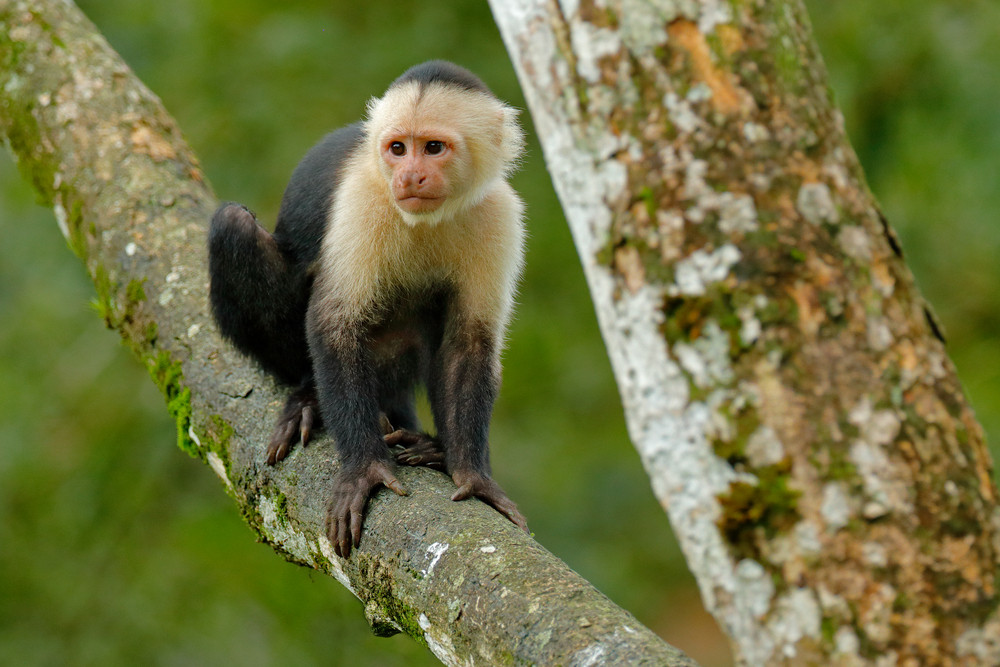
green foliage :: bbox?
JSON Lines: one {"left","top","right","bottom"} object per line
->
{"left": 1, "top": 2, "right": 998, "bottom": 667}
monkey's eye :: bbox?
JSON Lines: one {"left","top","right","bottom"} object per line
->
{"left": 389, "top": 141, "right": 406, "bottom": 156}
{"left": 425, "top": 140, "right": 445, "bottom": 155}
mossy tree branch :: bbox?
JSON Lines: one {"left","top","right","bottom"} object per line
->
{"left": 0, "top": 1, "right": 696, "bottom": 664}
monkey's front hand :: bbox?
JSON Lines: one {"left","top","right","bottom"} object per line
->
{"left": 451, "top": 469, "right": 529, "bottom": 533}
{"left": 327, "top": 460, "right": 407, "bottom": 558}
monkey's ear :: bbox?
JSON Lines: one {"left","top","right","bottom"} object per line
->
{"left": 492, "top": 110, "right": 507, "bottom": 146}
{"left": 499, "top": 107, "right": 526, "bottom": 164}
{"left": 496, "top": 106, "right": 522, "bottom": 148}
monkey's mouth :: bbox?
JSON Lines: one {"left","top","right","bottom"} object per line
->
{"left": 396, "top": 196, "right": 445, "bottom": 214}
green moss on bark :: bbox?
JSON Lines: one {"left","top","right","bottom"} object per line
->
{"left": 717, "top": 460, "right": 802, "bottom": 561}
{"left": 148, "top": 350, "right": 196, "bottom": 459}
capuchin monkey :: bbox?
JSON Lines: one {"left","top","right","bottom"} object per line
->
{"left": 208, "top": 61, "right": 528, "bottom": 557}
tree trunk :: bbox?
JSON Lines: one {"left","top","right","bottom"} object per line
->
{"left": 490, "top": 0, "right": 1000, "bottom": 664}
{"left": 0, "top": 0, "right": 699, "bottom": 664}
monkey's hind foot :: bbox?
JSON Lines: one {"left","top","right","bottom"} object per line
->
{"left": 386, "top": 429, "right": 446, "bottom": 471}
{"left": 267, "top": 386, "right": 321, "bottom": 465}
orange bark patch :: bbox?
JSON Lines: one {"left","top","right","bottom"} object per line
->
{"left": 614, "top": 245, "right": 646, "bottom": 294}
{"left": 131, "top": 124, "right": 177, "bottom": 162}
{"left": 789, "top": 281, "right": 824, "bottom": 338}
{"left": 667, "top": 19, "right": 745, "bottom": 115}
{"left": 717, "top": 24, "right": 745, "bottom": 56}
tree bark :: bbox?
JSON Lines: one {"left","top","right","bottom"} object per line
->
{"left": 490, "top": 0, "right": 1000, "bottom": 664}
{"left": 0, "top": 1, "right": 698, "bottom": 664}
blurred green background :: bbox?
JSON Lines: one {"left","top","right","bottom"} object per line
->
{"left": 1, "top": 2, "right": 997, "bottom": 666}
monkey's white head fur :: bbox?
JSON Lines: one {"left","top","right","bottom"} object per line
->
{"left": 365, "top": 79, "right": 525, "bottom": 226}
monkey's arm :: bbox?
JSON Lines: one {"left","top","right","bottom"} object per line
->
{"left": 430, "top": 318, "right": 528, "bottom": 532}
{"left": 306, "top": 306, "right": 406, "bottom": 557}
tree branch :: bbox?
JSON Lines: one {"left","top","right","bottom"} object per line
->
{"left": 0, "top": 1, "right": 696, "bottom": 664}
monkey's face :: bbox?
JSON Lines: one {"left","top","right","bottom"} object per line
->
{"left": 380, "top": 132, "right": 459, "bottom": 216}
{"left": 366, "top": 79, "right": 522, "bottom": 226}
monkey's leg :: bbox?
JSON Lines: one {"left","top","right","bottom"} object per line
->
{"left": 209, "top": 203, "right": 316, "bottom": 463}
{"left": 429, "top": 321, "right": 528, "bottom": 532}
{"left": 208, "top": 203, "right": 311, "bottom": 385}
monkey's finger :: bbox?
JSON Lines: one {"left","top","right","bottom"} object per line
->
{"left": 416, "top": 449, "right": 446, "bottom": 464}
{"left": 266, "top": 440, "right": 285, "bottom": 466}
{"left": 329, "top": 515, "right": 343, "bottom": 558}
{"left": 383, "top": 431, "right": 406, "bottom": 446}
{"left": 336, "top": 512, "right": 352, "bottom": 558}
{"left": 267, "top": 420, "right": 297, "bottom": 465}
{"left": 266, "top": 442, "right": 279, "bottom": 465}
{"left": 495, "top": 502, "right": 529, "bottom": 533}
{"left": 453, "top": 482, "right": 529, "bottom": 532}
{"left": 383, "top": 429, "right": 419, "bottom": 447}
{"left": 300, "top": 405, "right": 315, "bottom": 446}
{"left": 381, "top": 473, "right": 407, "bottom": 497}
{"left": 350, "top": 495, "right": 367, "bottom": 549}
{"left": 396, "top": 452, "right": 426, "bottom": 466}
{"left": 395, "top": 444, "right": 446, "bottom": 467}
{"left": 271, "top": 440, "right": 289, "bottom": 465}
{"left": 379, "top": 413, "right": 394, "bottom": 435}
{"left": 481, "top": 494, "right": 529, "bottom": 532}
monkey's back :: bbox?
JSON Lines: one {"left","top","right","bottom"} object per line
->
{"left": 273, "top": 123, "right": 365, "bottom": 268}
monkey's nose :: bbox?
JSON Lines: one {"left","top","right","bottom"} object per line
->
{"left": 399, "top": 170, "right": 421, "bottom": 189}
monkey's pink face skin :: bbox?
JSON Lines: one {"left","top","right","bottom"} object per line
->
{"left": 383, "top": 136, "right": 453, "bottom": 214}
